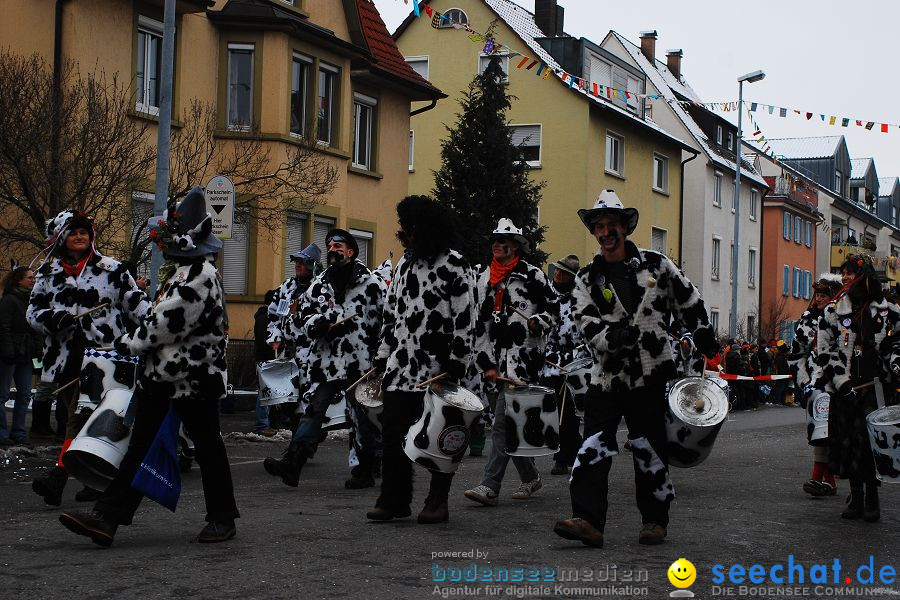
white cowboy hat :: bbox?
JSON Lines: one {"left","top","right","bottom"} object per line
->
{"left": 488, "top": 218, "right": 530, "bottom": 252}
{"left": 576, "top": 189, "right": 639, "bottom": 235}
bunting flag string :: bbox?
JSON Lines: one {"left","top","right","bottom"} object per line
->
{"left": 685, "top": 99, "right": 897, "bottom": 134}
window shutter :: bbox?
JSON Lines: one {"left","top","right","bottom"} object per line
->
{"left": 510, "top": 125, "right": 541, "bottom": 148}
{"left": 222, "top": 215, "right": 249, "bottom": 295}
{"left": 283, "top": 211, "right": 307, "bottom": 279}
{"left": 651, "top": 228, "right": 666, "bottom": 254}
{"left": 313, "top": 215, "right": 335, "bottom": 257}
{"left": 350, "top": 229, "right": 373, "bottom": 268}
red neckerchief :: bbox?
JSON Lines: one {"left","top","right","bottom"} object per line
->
{"left": 61, "top": 249, "right": 93, "bottom": 278}
{"left": 489, "top": 256, "right": 519, "bottom": 313}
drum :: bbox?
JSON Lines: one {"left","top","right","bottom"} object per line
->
{"left": 505, "top": 385, "right": 560, "bottom": 457}
{"left": 322, "top": 392, "right": 349, "bottom": 431}
{"left": 403, "top": 382, "right": 484, "bottom": 473}
{"left": 354, "top": 375, "right": 384, "bottom": 431}
{"left": 77, "top": 348, "right": 139, "bottom": 411}
{"left": 665, "top": 377, "right": 729, "bottom": 468}
{"left": 806, "top": 390, "right": 830, "bottom": 443}
{"left": 562, "top": 356, "right": 593, "bottom": 398}
{"left": 867, "top": 405, "right": 900, "bottom": 483}
{"left": 257, "top": 359, "right": 299, "bottom": 406}
{"left": 63, "top": 388, "right": 133, "bottom": 491}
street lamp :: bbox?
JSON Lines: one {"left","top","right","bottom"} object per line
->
{"left": 729, "top": 69, "right": 765, "bottom": 339}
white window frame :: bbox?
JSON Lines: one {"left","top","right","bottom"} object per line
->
{"left": 805, "top": 220, "right": 813, "bottom": 247}
{"left": 227, "top": 43, "right": 255, "bottom": 132}
{"left": 726, "top": 131, "right": 734, "bottom": 151}
{"left": 783, "top": 212, "right": 791, "bottom": 239}
{"left": 605, "top": 131, "right": 624, "bottom": 177}
{"left": 478, "top": 53, "right": 509, "bottom": 84}
{"left": 748, "top": 247, "right": 757, "bottom": 288}
{"left": 405, "top": 56, "right": 429, "bottom": 81}
{"left": 711, "top": 236, "right": 721, "bottom": 280}
{"left": 835, "top": 170, "right": 843, "bottom": 197}
{"left": 290, "top": 52, "right": 313, "bottom": 138}
{"left": 509, "top": 124, "right": 542, "bottom": 168}
{"left": 749, "top": 189, "right": 758, "bottom": 221}
{"left": 408, "top": 130, "right": 415, "bottom": 172}
{"left": 352, "top": 92, "right": 377, "bottom": 171}
{"left": 136, "top": 16, "right": 163, "bottom": 116}
{"left": 710, "top": 309, "right": 720, "bottom": 333}
{"left": 652, "top": 153, "right": 669, "bottom": 194}
{"left": 713, "top": 171, "right": 723, "bottom": 207}
{"left": 317, "top": 62, "right": 339, "bottom": 146}
{"left": 793, "top": 215, "right": 801, "bottom": 243}
{"left": 716, "top": 125, "right": 723, "bottom": 145}
{"left": 349, "top": 228, "right": 373, "bottom": 267}
{"left": 651, "top": 227, "right": 667, "bottom": 255}
{"left": 438, "top": 8, "right": 468, "bottom": 28}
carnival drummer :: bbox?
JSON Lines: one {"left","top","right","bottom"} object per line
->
{"left": 27, "top": 210, "right": 150, "bottom": 506}
{"left": 266, "top": 243, "right": 322, "bottom": 356}
{"left": 463, "top": 218, "right": 556, "bottom": 507}
{"left": 58, "top": 187, "right": 240, "bottom": 546}
{"left": 367, "top": 195, "right": 475, "bottom": 525}
{"left": 263, "top": 229, "right": 386, "bottom": 489}
{"left": 789, "top": 273, "right": 842, "bottom": 497}
{"left": 554, "top": 189, "right": 719, "bottom": 548}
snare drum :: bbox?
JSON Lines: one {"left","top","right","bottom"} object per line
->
{"left": 504, "top": 385, "right": 560, "bottom": 457}
{"left": 77, "top": 348, "right": 139, "bottom": 411}
{"left": 665, "top": 377, "right": 729, "bottom": 468}
{"left": 403, "top": 382, "right": 483, "bottom": 473}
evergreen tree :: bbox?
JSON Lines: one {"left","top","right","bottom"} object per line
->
{"left": 432, "top": 54, "right": 546, "bottom": 266}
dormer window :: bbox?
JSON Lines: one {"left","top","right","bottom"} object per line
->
{"left": 439, "top": 8, "right": 467, "bottom": 28}
{"left": 726, "top": 132, "right": 734, "bottom": 151}
{"left": 716, "top": 125, "right": 723, "bottom": 145}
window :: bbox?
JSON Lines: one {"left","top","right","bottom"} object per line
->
{"left": 793, "top": 216, "right": 801, "bottom": 243}
{"left": 478, "top": 54, "right": 509, "bottom": 83}
{"left": 748, "top": 248, "right": 756, "bottom": 288}
{"left": 352, "top": 92, "right": 377, "bottom": 171}
{"left": 227, "top": 43, "right": 254, "bottom": 131}
{"left": 283, "top": 212, "right": 308, "bottom": 279}
{"left": 312, "top": 215, "right": 336, "bottom": 254}
{"left": 783, "top": 265, "right": 790, "bottom": 296}
{"left": 835, "top": 171, "right": 843, "bottom": 197}
{"left": 747, "top": 315, "right": 756, "bottom": 339}
{"left": 726, "top": 131, "right": 734, "bottom": 151}
{"left": 792, "top": 267, "right": 800, "bottom": 298}
{"left": 290, "top": 53, "right": 312, "bottom": 137}
{"left": 750, "top": 189, "right": 758, "bottom": 220}
{"left": 222, "top": 214, "right": 249, "bottom": 295}
{"left": 710, "top": 310, "right": 720, "bottom": 334}
{"left": 713, "top": 172, "right": 722, "bottom": 207}
{"left": 653, "top": 154, "right": 668, "bottom": 193}
{"left": 893, "top": 205, "right": 898, "bottom": 227}
{"left": 783, "top": 212, "right": 791, "bottom": 239}
{"left": 716, "top": 125, "right": 723, "bottom": 145}
{"left": 587, "top": 54, "right": 643, "bottom": 113}
{"left": 651, "top": 227, "right": 667, "bottom": 255}
{"left": 711, "top": 237, "right": 721, "bottom": 280}
{"left": 805, "top": 220, "right": 813, "bottom": 247}
{"left": 848, "top": 227, "right": 857, "bottom": 244}
{"left": 408, "top": 130, "right": 414, "bottom": 172}
{"left": 731, "top": 180, "right": 736, "bottom": 213}
{"left": 605, "top": 132, "right": 624, "bottom": 176}
{"left": 317, "top": 63, "right": 339, "bottom": 145}
{"left": 806, "top": 271, "right": 813, "bottom": 299}
{"left": 136, "top": 16, "right": 163, "bottom": 115}
{"left": 438, "top": 8, "right": 468, "bottom": 27}
{"left": 350, "top": 229, "right": 373, "bottom": 267}
{"left": 509, "top": 124, "right": 541, "bottom": 167}
{"left": 406, "top": 56, "right": 429, "bottom": 80}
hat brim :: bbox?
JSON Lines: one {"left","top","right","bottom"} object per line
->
{"left": 577, "top": 207, "right": 639, "bottom": 235}
{"left": 486, "top": 233, "right": 530, "bottom": 253}
{"left": 551, "top": 261, "right": 578, "bottom": 276}
{"left": 164, "top": 235, "right": 223, "bottom": 257}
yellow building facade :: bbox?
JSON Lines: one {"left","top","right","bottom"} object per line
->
{"left": 1, "top": 0, "right": 441, "bottom": 338}
{"left": 397, "top": 0, "right": 692, "bottom": 265}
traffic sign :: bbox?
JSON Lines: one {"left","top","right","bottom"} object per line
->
{"left": 205, "top": 175, "right": 235, "bottom": 239}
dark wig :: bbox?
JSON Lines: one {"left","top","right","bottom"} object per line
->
{"left": 396, "top": 195, "right": 459, "bottom": 259}
{"left": 2, "top": 266, "right": 32, "bottom": 294}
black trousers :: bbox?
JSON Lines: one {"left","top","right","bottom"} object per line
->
{"left": 569, "top": 382, "right": 672, "bottom": 531}
{"left": 543, "top": 375, "right": 583, "bottom": 466}
{"left": 95, "top": 382, "right": 240, "bottom": 526}
{"left": 375, "top": 390, "right": 453, "bottom": 511}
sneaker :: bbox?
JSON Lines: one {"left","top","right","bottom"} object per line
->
{"left": 554, "top": 518, "right": 604, "bottom": 548}
{"left": 196, "top": 520, "right": 236, "bottom": 543}
{"left": 463, "top": 485, "right": 499, "bottom": 507}
{"left": 59, "top": 511, "right": 117, "bottom": 547}
{"left": 511, "top": 477, "right": 542, "bottom": 500}
{"left": 256, "top": 427, "right": 280, "bottom": 438}
{"left": 638, "top": 523, "right": 667, "bottom": 545}
{"left": 551, "top": 461, "right": 570, "bottom": 476}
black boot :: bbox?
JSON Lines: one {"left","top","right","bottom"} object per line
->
{"left": 841, "top": 484, "right": 864, "bottom": 520}
{"left": 864, "top": 482, "right": 880, "bottom": 522}
{"left": 263, "top": 443, "right": 305, "bottom": 487}
{"left": 345, "top": 456, "right": 375, "bottom": 489}
{"left": 30, "top": 402, "right": 55, "bottom": 437}
{"left": 59, "top": 511, "right": 118, "bottom": 547}
{"left": 75, "top": 486, "right": 103, "bottom": 502}
{"left": 32, "top": 466, "right": 68, "bottom": 506}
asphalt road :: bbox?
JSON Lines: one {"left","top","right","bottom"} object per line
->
{"left": 1, "top": 403, "right": 898, "bottom": 600}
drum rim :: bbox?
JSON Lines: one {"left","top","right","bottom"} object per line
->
{"left": 508, "top": 384, "right": 554, "bottom": 394}
{"left": 561, "top": 357, "right": 593, "bottom": 371}
{"left": 668, "top": 376, "right": 728, "bottom": 425}
{"left": 430, "top": 382, "right": 483, "bottom": 411}
{"left": 867, "top": 404, "right": 900, "bottom": 425}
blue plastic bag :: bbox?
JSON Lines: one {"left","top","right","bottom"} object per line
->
{"left": 131, "top": 406, "right": 182, "bottom": 512}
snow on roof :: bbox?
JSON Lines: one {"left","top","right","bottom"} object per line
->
{"left": 878, "top": 177, "right": 897, "bottom": 197}
{"left": 850, "top": 158, "right": 873, "bottom": 180}
{"left": 481, "top": 0, "right": 691, "bottom": 150}
{"left": 609, "top": 31, "right": 766, "bottom": 187}
{"left": 764, "top": 136, "right": 843, "bottom": 160}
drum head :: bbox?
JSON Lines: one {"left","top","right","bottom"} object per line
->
{"left": 868, "top": 405, "right": 900, "bottom": 426}
{"left": 668, "top": 377, "right": 728, "bottom": 427}
{"left": 562, "top": 357, "right": 593, "bottom": 372}
{"left": 355, "top": 376, "right": 383, "bottom": 408}
{"left": 432, "top": 382, "right": 483, "bottom": 412}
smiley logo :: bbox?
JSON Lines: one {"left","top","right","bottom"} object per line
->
{"left": 668, "top": 558, "right": 696, "bottom": 589}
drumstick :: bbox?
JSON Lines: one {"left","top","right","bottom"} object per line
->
{"left": 330, "top": 313, "right": 358, "bottom": 329}
{"left": 559, "top": 381, "right": 568, "bottom": 424}
{"left": 345, "top": 368, "right": 376, "bottom": 394}
{"left": 496, "top": 375, "right": 526, "bottom": 386}
{"left": 54, "top": 378, "right": 79, "bottom": 394}
{"left": 545, "top": 359, "right": 563, "bottom": 370}
{"left": 511, "top": 306, "right": 532, "bottom": 321}
{"left": 415, "top": 372, "right": 448, "bottom": 389}
{"left": 75, "top": 303, "right": 109, "bottom": 320}
{"left": 94, "top": 346, "right": 114, "bottom": 351}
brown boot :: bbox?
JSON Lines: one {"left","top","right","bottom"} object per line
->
{"left": 553, "top": 518, "right": 604, "bottom": 548}
{"left": 418, "top": 496, "right": 449, "bottom": 524}
{"left": 638, "top": 523, "right": 667, "bottom": 545}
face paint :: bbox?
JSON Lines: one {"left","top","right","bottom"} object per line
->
{"left": 598, "top": 229, "right": 620, "bottom": 246}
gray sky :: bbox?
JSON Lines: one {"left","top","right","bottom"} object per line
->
{"left": 374, "top": 0, "right": 900, "bottom": 183}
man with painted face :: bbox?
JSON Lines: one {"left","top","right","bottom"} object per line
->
{"left": 263, "top": 229, "right": 386, "bottom": 490}
{"left": 554, "top": 189, "right": 719, "bottom": 548}
{"left": 463, "top": 218, "right": 557, "bottom": 508}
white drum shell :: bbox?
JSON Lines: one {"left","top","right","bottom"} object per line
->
{"left": 665, "top": 377, "right": 729, "bottom": 468}
{"left": 867, "top": 405, "right": 900, "bottom": 484}
{"left": 403, "top": 383, "right": 483, "bottom": 473}
{"left": 806, "top": 390, "right": 830, "bottom": 442}
{"left": 64, "top": 388, "right": 133, "bottom": 491}
{"left": 505, "top": 385, "right": 560, "bottom": 457}
{"left": 257, "top": 359, "right": 299, "bottom": 407}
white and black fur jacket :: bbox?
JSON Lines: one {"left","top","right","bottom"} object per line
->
{"left": 293, "top": 261, "right": 386, "bottom": 384}
{"left": 114, "top": 255, "right": 228, "bottom": 401}
{"left": 542, "top": 286, "right": 584, "bottom": 378}
{"left": 473, "top": 259, "right": 557, "bottom": 383}
{"left": 811, "top": 294, "right": 900, "bottom": 394}
{"left": 375, "top": 250, "right": 475, "bottom": 392}
{"left": 266, "top": 276, "right": 309, "bottom": 345}
{"left": 28, "top": 255, "right": 150, "bottom": 384}
{"left": 571, "top": 241, "right": 717, "bottom": 393}
{"left": 788, "top": 308, "right": 820, "bottom": 389}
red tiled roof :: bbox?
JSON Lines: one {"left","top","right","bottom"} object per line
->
{"left": 355, "top": 0, "right": 444, "bottom": 98}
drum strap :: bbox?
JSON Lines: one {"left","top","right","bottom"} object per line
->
{"left": 492, "top": 281, "right": 507, "bottom": 323}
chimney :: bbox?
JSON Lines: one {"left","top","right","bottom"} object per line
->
{"left": 535, "top": 0, "right": 564, "bottom": 37}
{"left": 666, "top": 49, "right": 683, "bottom": 78}
{"left": 639, "top": 30, "right": 657, "bottom": 63}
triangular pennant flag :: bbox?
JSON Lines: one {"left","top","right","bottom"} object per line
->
{"left": 881, "top": 123, "right": 889, "bottom": 133}
{"left": 542, "top": 67, "right": 551, "bottom": 80}
{"left": 526, "top": 60, "right": 538, "bottom": 70}
{"left": 865, "top": 122, "right": 874, "bottom": 130}
{"left": 829, "top": 116, "right": 836, "bottom": 125}
{"left": 806, "top": 112, "right": 812, "bottom": 120}
{"left": 842, "top": 118, "right": 850, "bottom": 127}
{"left": 535, "top": 63, "right": 545, "bottom": 76}
{"left": 516, "top": 56, "right": 530, "bottom": 69}
{"left": 856, "top": 120, "right": 863, "bottom": 126}
{"left": 413, "top": 1, "right": 420, "bottom": 17}
{"left": 768, "top": 105, "right": 775, "bottom": 114}
{"left": 819, "top": 114, "right": 825, "bottom": 121}
{"left": 750, "top": 102, "right": 758, "bottom": 111}
{"left": 569, "top": 74, "right": 577, "bottom": 88}
{"left": 592, "top": 82, "right": 599, "bottom": 96}
{"left": 779, "top": 108, "right": 787, "bottom": 117}
{"left": 424, "top": 5, "right": 433, "bottom": 17}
